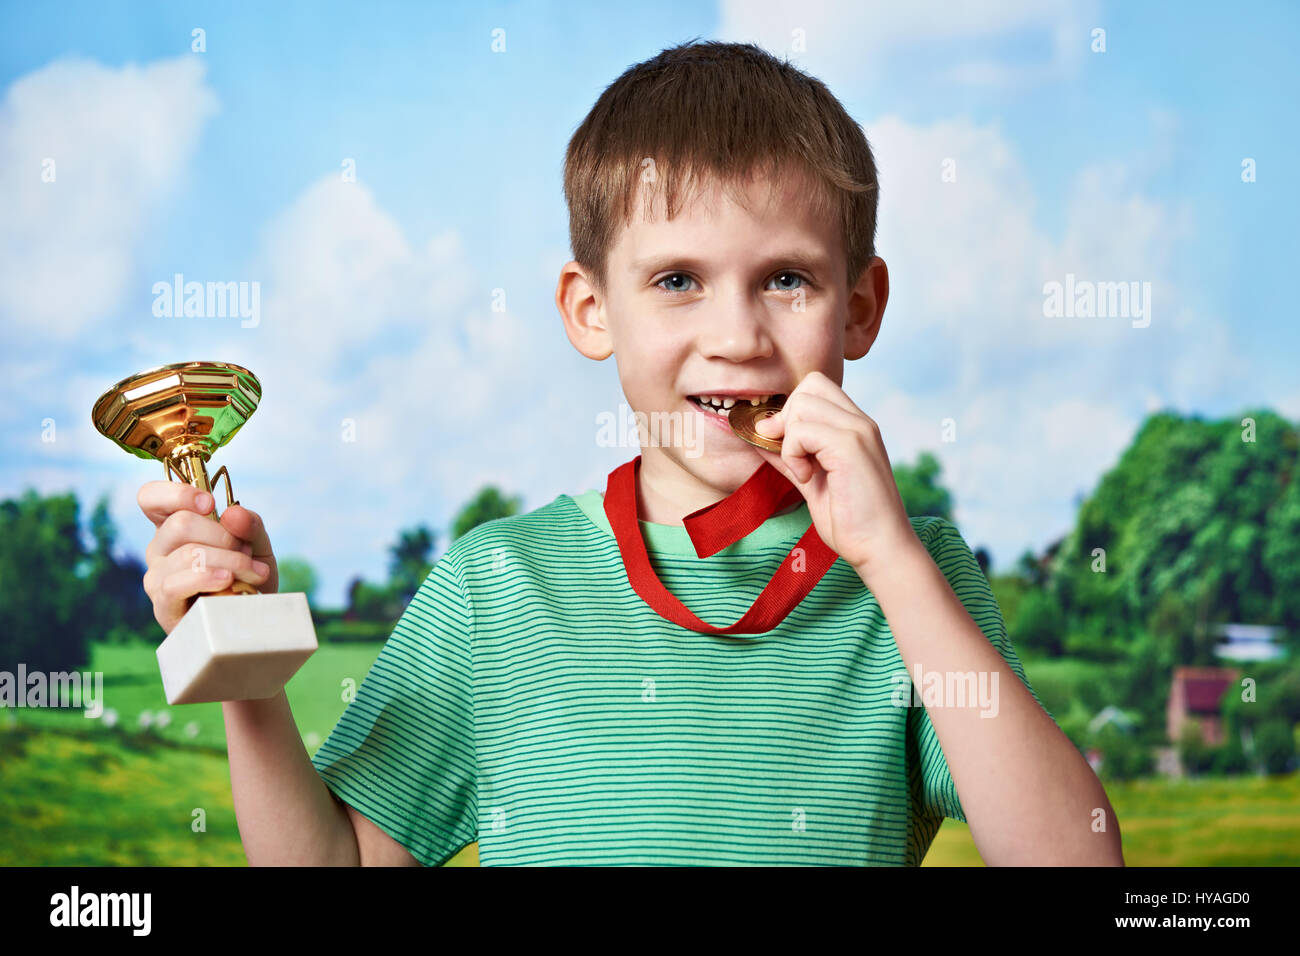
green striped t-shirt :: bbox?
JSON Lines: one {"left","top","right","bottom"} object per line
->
{"left": 310, "top": 488, "right": 1049, "bottom": 866}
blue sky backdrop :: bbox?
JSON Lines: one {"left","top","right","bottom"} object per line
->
{"left": 3, "top": 0, "right": 1297, "bottom": 607}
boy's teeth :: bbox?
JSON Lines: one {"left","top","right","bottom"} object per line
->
{"left": 695, "top": 393, "right": 773, "bottom": 409}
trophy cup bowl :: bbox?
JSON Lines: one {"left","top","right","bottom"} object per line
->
{"left": 92, "top": 361, "right": 318, "bottom": 705}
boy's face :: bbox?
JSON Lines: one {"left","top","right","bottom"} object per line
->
{"left": 559, "top": 163, "right": 886, "bottom": 502}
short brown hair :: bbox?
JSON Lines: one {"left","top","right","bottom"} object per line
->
{"left": 563, "top": 39, "right": 879, "bottom": 298}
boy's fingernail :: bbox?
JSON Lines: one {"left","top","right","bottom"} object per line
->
{"left": 253, "top": 560, "right": 270, "bottom": 575}
{"left": 196, "top": 493, "right": 213, "bottom": 511}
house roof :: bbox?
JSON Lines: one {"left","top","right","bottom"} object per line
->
{"left": 1173, "top": 667, "right": 1239, "bottom": 713}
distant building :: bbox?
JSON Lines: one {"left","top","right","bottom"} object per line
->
{"left": 1167, "top": 666, "right": 1240, "bottom": 746}
{"left": 1213, "top": 623, "right": 1286, "bottom": 662}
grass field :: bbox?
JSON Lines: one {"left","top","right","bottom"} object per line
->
{"left": 6, "top": 639, "right": 382, "bottom": 752}
{"left": 4, "top": 640, "right": 1298, "bottom": 866}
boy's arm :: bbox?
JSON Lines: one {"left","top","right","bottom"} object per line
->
{"left": 860, "top": 523, "right": 1124, "bottom": 866}
{"left": 746, "top": 372, "right": 1118, "bottom": 863}
{"left": 224, "top": 691, "right": 421, "bottom": 866}
{"left": 223, "top": 691, "right": 361, "bottom": 865}
{"left": 346, "top": 801, "right": 421, "bottom": 866}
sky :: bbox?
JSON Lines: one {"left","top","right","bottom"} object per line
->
{"left": 2, "top": 0, "right": 1297, "bottom": 608}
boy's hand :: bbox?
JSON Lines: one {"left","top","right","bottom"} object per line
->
{"left": 751, "top": 370, "right": 922, "bottom": 579}
{"left": 137, "top": 482, "right": 279, "bottom": 635}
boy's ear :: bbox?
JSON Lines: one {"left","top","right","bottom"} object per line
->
{"left": 556, "top": 260, "right": 613, "bottom": 360}
{"left": 844, "top": 256, "right": 889, "bottom": 361}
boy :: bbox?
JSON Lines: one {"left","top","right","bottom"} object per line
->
{"left": 139, "top": 40, "right": 1123, "bottom": 866}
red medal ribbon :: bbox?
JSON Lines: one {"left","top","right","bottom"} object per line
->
{"left": 603, "top": 455, "right": 838, "bottom": 634}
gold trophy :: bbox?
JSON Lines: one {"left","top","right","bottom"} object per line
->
{"left": 92, "top": 361, "right": 317, "bottom": 705}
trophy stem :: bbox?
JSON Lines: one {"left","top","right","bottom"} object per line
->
{"left": 181, "top": 453, "right": 213, "bottom": 495}
{"left": 164, "top": 451, "right": 257, "bottom": 597}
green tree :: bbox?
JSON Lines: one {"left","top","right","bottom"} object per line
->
{"left": 1092, "top": 724, "right": 1154, "bottom": 782}
{"left": 389, "top": 525, "right": 436, "bottom": 601}
{"left": 452, "top": 486, "right": 522, "bottom": 541}
{"left": 1254, "top": 719, "right": 1297, "bottom": 774}
{"left": 1009, "top": 589, "right": 1066, "bottom": 657}
{"left": 1263, "top": 447, "right": 1300, "bottom": 624}
{"left": 892, "top": 451, "right": 953, "bottom": 521}
{"left": 277, "top": 557, "right": 319, "bottom": 604}
{"left": 83, "top": 494, "right": 153, "bottom": 642}
{"left": 0, "top": 490, "right": 93, "bottom": 671}
{"left": 988, "top": 573, "right": 1030, "bottom": 635}
{"left": 346, "top": 576, "right": 404, "bottom": 623}
{"left": 1118, "top": 633, "right": 1176, "bottom": 731}
{"left": 1016, "top": 549, "right": 1048, "bottom": 589}
{"left": 1177, "top": 719, "right": 1215, "bottom": 777}
{"left": 1221, "top": 661, "right": 1300, "bottom": 773}
{"left": 1208, "top": 735, "right": 1250, "bottom": 776}
{"left": 1050, "top": 409, "right": 1300, "bottom": 656}
{"left": 89, "top": 495, "right": 115, "bottom": 558}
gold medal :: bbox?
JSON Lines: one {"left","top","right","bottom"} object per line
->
{"left": 728, "top": 395, "right": 785, "bottom": 451}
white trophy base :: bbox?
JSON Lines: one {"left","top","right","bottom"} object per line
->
{"left": 155, "top": 591, "right": 318, "bottom": 705}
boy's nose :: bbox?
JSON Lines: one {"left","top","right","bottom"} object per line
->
{"left": 694, "top": 302, "right": 774, "bottom": 362}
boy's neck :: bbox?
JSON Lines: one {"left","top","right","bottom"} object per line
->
{"left": 633, "top": 453, "right": 803, "bottom": 527}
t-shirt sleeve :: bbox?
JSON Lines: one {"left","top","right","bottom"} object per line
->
{"left": 310, "top": 548, "right": 477, "bottom": 866}
{"left": 907, "top": 517, "right": 1054, "bottom": 824}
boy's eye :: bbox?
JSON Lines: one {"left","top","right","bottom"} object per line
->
{"left": 657, "top": 273, "right": 697, "bottom": 294}
{"left": 768, "top": 271, "right": 807, "bottom": 292}
{"left": 655, "top": 271, "right": 812, "bottom": 294}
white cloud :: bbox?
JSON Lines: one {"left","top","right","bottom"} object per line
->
{"left": 719, "top": 0, "right": 1097, "bottom": 91}
{"left": 136, "top": 173, "right": 608, "bottom": 604}
{"left": 834, "top": 109, "right": 1244, "bottom": 570}
{"left": 0, "top": 56, "right": 218, "bottom": 339}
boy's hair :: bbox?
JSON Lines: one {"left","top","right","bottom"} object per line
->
{"left": 563, "top": 39, "right": 879, "bottom": 299}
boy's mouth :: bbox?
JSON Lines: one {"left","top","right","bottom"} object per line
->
{"left": 686, "top": 392, "right": 787, "bottom": 418}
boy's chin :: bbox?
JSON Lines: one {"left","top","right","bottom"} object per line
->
{"left": 656, "top": 443, "right": 766, "bottom": 481}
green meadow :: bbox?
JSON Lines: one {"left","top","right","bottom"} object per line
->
{"left": 4, "top": 640, "right": 1298, "bottom": 866}
{"left": 923, "top": 773, "right": 1300, "bottom": 866}
{"left": 4, "top": 639, "right": 383, "bottom": 752}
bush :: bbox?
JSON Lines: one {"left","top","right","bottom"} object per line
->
{"left": 317, "top": 619, "right": 395, "bottom": 644}
{"left": 1208, "top": 735, "right": 1250, "bottom": 776}
{"left": 1092, "top": 725, "right": 1154, "bottom": 781}
{"left": 1010, "top": 589, "right": 1066, "bottom": 657}
{"left": 277, "top": 557, "right": 319, "bottom": 605}
{"left": 1254, "top": 719, "right": 1297, "bottom": 775}
{"left": 1056, "top": 710, "right": 1092, "bottom": 754}
{"left": 347, "top": 579, "right": 406, "bottom": 622}
{"left": 1177, "top": 719, "right": 1215, "bottom": 776}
